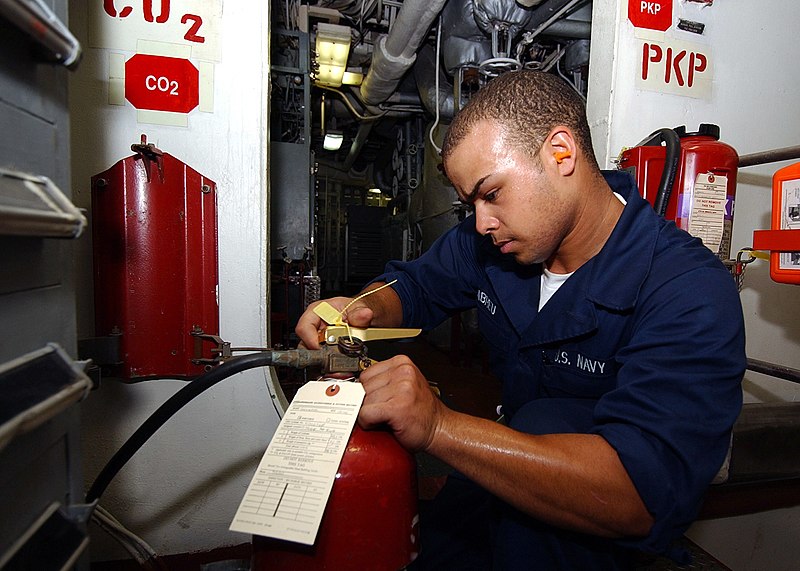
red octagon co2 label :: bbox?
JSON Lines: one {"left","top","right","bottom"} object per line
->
{"left": 125, "top": 54, "right": 199, "bottom": 113}
{"left": 628, "top": 0, "right": 672, "bottom": 32}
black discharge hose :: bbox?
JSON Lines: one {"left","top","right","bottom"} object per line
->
{"left": 635, "top": 128, "right": 681, "bottom": 217}
{"left": 86, "top": 352, "right": 281, "bottom": 504}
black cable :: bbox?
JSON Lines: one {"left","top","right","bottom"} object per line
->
{"left": 86, "top": 352, "right": 275, "bottom": 504}
{"left": 635, "top": 128, "right": 681, "bottom": 217}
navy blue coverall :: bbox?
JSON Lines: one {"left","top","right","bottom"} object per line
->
{"left": 372, "top": 171, "right": 746, "bottom": 569}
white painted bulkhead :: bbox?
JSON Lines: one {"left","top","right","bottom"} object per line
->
{"left": 68, "top": 0, "right": 281, "bottom": 561}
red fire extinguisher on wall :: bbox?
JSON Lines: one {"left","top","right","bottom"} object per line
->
{"left": 619, "top": 124, "right": 739, "bottom": 260}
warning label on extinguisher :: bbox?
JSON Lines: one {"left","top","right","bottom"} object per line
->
{"left": 688, "top": 173, "right": 727, "bottom": 255}
{"left": 780, "top": 178, "right": 800, "bottom": 270}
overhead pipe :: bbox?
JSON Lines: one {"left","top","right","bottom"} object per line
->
{"left": 331, "top": 85, "right": 423, "bottom": 169}
{"left": 747, "top": 358, "right": 800, "bottom": 385}
{"left": 319, "top": 84, "right": 422, "bottom": 121}
{"left": 360, "top": 0, "right": 449, "bottom": 106}
{"left": 343, "top": 121, "right": 376, "bottom": 171}
{"left": 539, "top": 18, "right": 591, "bottom": 38}
{"left": 515, "top": 0, "right": 589, "bottom": 63}
{"left": 738, "top": 145, "right": 800, "bottom": 168}
{"left": 381, "top": 91, "right": 426, "bottom": 106}
{"left": 318, "top": 85, "right": 387, "bottom": 122}
{"left": 316, "top": 160, "right": 376, "bottom": 187}
{"left": 523, "top": 0, "right": 586, "bottom": 31}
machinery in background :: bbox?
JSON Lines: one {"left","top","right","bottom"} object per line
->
{"left": 618, "top": 124, "right": 739, "bottom": 261}
{"left": 269, "top": 0, "right": 593, "bottom": 299}
{"left": 269, "top": 0, "right": 593, "bottom": 359}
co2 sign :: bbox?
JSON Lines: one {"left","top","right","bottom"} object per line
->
{"left": 125, "top": 54, "right": 199, "bottom": 113}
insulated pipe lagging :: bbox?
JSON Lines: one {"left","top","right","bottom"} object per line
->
{"left": 360, "top": 0, "right": 448, "bottom": 106}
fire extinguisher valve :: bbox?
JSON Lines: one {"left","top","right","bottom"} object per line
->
{"left": 191, "top": 324, "right": 380, "bottom": 374}
{"left": 268, "top": 344, "right": 364, "bottom": 374}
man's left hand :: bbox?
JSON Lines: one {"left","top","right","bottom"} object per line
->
{"left": 357, "top": 355, "right": 446, "bottom": 452}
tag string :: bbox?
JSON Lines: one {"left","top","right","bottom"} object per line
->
{"left": 338, "top": 279, "right": 398, "bottom": 341}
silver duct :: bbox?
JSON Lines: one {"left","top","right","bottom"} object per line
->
{"left": 360, "top": 0, "right": 448, "bottom": 106}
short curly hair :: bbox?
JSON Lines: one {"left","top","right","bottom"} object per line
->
{"left": 441, "top": 71, "right": 597, "bottom": 167}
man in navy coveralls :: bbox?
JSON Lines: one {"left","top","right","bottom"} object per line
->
{"left": 296, "top": 70, "right": 745, "bottom": 570}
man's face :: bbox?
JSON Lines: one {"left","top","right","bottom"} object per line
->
{"left": 444, "top": 120, "right": 575, "bottom": 265}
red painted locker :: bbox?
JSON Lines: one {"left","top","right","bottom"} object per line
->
{"left": 91, "top": 135, "right": 219, "bottom": 381}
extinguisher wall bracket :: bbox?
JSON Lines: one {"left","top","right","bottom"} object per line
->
{"left": 190, "top": 327, "right": 232, "bottom": 366}
{"left": 130, "top": 134, "right": 165, "bottom": 183}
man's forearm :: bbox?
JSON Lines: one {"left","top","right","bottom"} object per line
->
{"left": 427, "top": 409, "right": 654, "bottom": 538}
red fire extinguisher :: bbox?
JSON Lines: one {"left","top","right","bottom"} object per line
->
{"left": 251, "top": 422, "right": 419, "bottom": 570}
{"left": 91, "top": 134, "right": 220, "bottom": 380}
{"left": 619, "top": 124, "right": 739, "bottom": 260}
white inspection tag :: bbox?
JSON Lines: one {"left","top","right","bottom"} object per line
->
{"left": 688, "top": 172, "right": 727, "bottom": 254}
{"left": 230, "top": 380, "right": 365, "bottom": 544}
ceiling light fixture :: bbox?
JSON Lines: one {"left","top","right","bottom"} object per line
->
{"left": 323, "top": 131, "right": 344, "bottom": 151}
{"left": 314, "top": 23, "right": 351, "bottom": 87}
{"left": 341, "top": 71, "right": 363, "bottom": 86}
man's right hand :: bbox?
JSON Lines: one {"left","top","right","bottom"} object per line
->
{"left": 294, "top": 297, "right": 375, "bottom": 349}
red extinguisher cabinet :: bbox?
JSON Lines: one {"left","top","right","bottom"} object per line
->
{"left": 91, "top": 135, "right": 219, "bottom": 381}
{"left": 753, "top": 161, "right": 800, "bottom": 285}
{"left": 619, "top": 124, "right": 739, "bottom": 259}
{"left": 252, "top": 425, "right": 420, "bottom": 570}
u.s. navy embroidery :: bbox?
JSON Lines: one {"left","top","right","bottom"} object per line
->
{"left": 545, "top": 350, "right": 611, "bottom": 376}
{"left": 576, "top": 353, "right": 606, "bottom": 374}
{"left": 477, "top": 289, "right": 496, "bottom": 315}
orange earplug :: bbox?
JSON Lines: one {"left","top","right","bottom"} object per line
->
{"left": 554, "top": 151, "right": 572, "bottom": 164}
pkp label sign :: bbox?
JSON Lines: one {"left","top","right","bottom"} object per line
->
{"left": 125, "top": 54, "right": 199, "bottom": 113}
{"left": 628, "top": 0, "right": 672, "bottom": 32}
{"left": 636, "top": 37, "right": 712, "bottom": 99}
